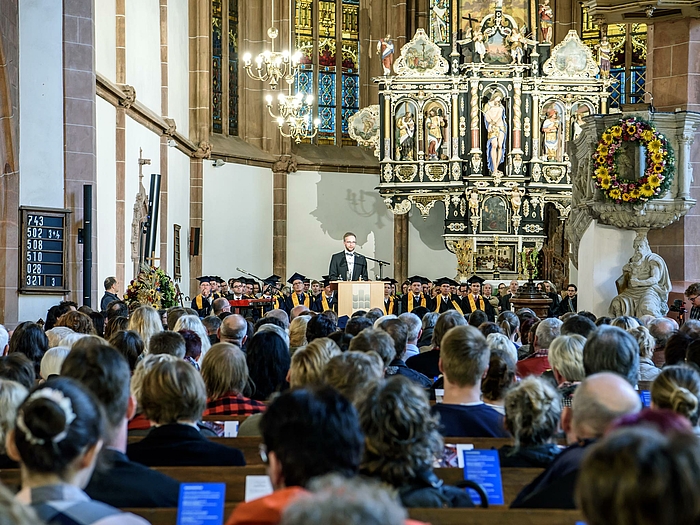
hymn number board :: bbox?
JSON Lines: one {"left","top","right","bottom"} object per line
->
{"left": 19, "top": 207, "right": 70, "bottom": 294}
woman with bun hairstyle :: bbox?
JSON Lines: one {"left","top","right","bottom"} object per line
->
{"left": 8, "top": 378, "right": 148, "bottom": 524}
{"left": 651, "top": 365, "right": 700, "bottom": 434}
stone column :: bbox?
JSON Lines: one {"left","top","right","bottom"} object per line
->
{"left": 647, "top": 18, "right": 700, "bottom": 295}
{"left": 115, "top": 0, "right": 126, "bottom": 288}
{"left": 159, "top": 0, "right": 169, "bottom": 270}
{"left": 393, "top": 213, "right": 408, "bottom": 284}
{"left": 272, "top": 155, "right": 296, "bottom": 280}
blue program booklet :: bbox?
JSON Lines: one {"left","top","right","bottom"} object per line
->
{"left": 177, "top": 483, "right": 226, "bottom": 525}
{"left": 463, "top": 449, "right": 505, "bottom": 506}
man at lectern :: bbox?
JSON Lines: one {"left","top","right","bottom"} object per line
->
{"left": 328, "top": 232, "right": 369, "bottom": 281}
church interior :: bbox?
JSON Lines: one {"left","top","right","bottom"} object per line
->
{"left": 0, "top": 0, "right": 699, "bottom": 325}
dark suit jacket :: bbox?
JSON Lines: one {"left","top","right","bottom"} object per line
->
{"left": 126, "top": 423, "right": 246, "bottom": 467}
{"left": 463, "top": 295, "right": 496, "bottom": 322}
{"left": 498, "top": 293, "right": 514, "bottom": 313}
{"left": 328, "top": 251, "right": 369, "bottom": 281}
{"left": 86, "top": 448, "right": 180, "bottom": 507}
{"left": 100, "top": 292, "right": 119, "bottom": 312}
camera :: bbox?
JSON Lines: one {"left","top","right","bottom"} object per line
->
{"left": 669, "top": 299, "right": 686, "bottom": 314}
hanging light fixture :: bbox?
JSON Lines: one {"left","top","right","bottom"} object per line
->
{"left": 266, "top": 92, "right": 320, "bottom": 143}
{"left": 241, "top": 0, "right": 302, "bottom": 90}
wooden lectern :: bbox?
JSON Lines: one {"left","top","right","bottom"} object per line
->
{"left": 332, "top": 281, "right": 385, "bottom": 317}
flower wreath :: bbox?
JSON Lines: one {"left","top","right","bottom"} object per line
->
{"left": 592, "top": 117, "right": 675, "bottom": 204}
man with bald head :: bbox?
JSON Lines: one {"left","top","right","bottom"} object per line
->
{"left": 647, "top": 316, "right": 678, "bottom": 367}
{"left": 511, "top": 372, "right": 641, "bottom": 509}
{"left": 218, "top": 314, "right": 248, "bottom": 349}
{"left": 498, "top": 280, "right": 519, "bottom": 312}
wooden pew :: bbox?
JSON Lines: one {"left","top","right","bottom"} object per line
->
{"left": 124, "top": 506, "right": 583, "bottom": 525}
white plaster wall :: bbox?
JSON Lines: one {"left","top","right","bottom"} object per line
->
{"left": 124, "top": 118, "right": 161, "bottom": 284}
{"left": 95, "top": 0, "right": 116, "bottom": 80}
{"left": 125, "top": 0, "right": 161, "bottom": 114}
{"left": 201, "top": 163, "right": 273, "bottom": 295}
{"left": 408, "top": 204, "right": 458, "bottom": 279}
{"left": 17, "top": 0, "right": 66, "bottom": 323}
{"left": 96, "top": 98, "right": 117, "bottom": 284}
{"left": 577, "top": 220, "right": 636, "bottom": 317}
{"left": 287, "top": 171, "right": 394, "bottom": 281}
{"left": 167, "top": 0, "right": 189, "bottom": 130}
{"left": 167, "top": 149, "right": 191, "bottom": 287}
{"left": 18, "top": 0, "right": 64, "bottom": 208}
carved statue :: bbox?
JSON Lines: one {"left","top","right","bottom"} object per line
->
{"left": 597, "top": 35, "right": 611, "bottom": 79}
{"left": 538, "top": 0, "right": 553, "bottom": 44}
{"left": 541, "top": 108, "right": 561, "bottom": 161}
{"left": 377, "top": 35, "right": 395, "bottom": 76}
{"left": 396, "top": 109, "right": 416, "bottom": 160}
{"left": 483, "top": 92, "right": 507, "bottom": 174}
{"left": 609, "top": 232, "right": 672, "bottom": 318}
{"left": 425, "top": 107, "right": 447, "bottom": 160}
{"left": 507, "top": 26, "right": 536, "bottom": 65}
{"left": 473, "top": 30, "right": 486, "bottom": 63}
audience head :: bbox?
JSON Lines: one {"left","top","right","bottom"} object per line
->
{"left": 173, "top": 315, "right": 211, "bottom": 357}
{"left": 128, "top": 305, "right": 163, "bottom": 351}
{"left": 106, "top": 300, "right": 129, "bottom": 323}
{"left": 566, "top": 372, "right": 641, "bottom": 443}
{"left": 365, "top": 309, "right": 384, "bottom": 324}
{"left": 56, "top": 311, "right": 95, "bottom": 335}
{"left": 323, "top": 352, "right": 383, "bottom": 405}
{"left": 534, "top": 318, "right": 562, "bottom": 350}
{"left": 377, "top": 318, "right": 408, "bottom": 361}
{"left": 647, "top": 317, "right": 677, "bottom": 350}
{"left": 583, "top": 325, "right": 640, "bottom": 386}
{"left": 201, "top": 343, "right": 249, "bottom": 400}
{"left": 264, "top": 309, "right": 290, "bottom": 330}
{"left": 504, "top": 376, "right": 561, "bottom": 448}
{"left": 595, "top": 316, "right": 612, "bottom": 326}
{"left": 497, "top": 311, "right": 520, "bottom": 341}
{"left": 481, "top": 347, "right": 516, "bottom": 403}
{"left": 179, "top": 329, "right": 203, "bottom": 363}
{"left": 467, "top": 310, "right": 488, "bottom": 329}
{"left": 139, "top": 358, "right": 206, "bottom": 425}
{"left": 289, "top": 315, "right": 311, "bottom": 349}
{"left": 577, "top": 427, "right": 700, "bottom": 525}
{"left": 9, "top": 322, "right": 49, "bottom": 378}
{"left": 478, "top": 321, "right": 502, "bottom": 338}
{"left": 651, "top": 365, "right": 700, "bottom": 426}
{"left": 247, "top": 330, "right": 291, "bottom": 401}
{"left": 611, "top": 315, "right": 641, "bottom": 330}
{"left": 687, "top": 340, "right": 700, "bottom": 371}
{"left": 0, "top": 354, "right": 35, "bottom": 391}
{"left": 289, "top": 338, "right": 341, "bottom": 388}
{"left": 104, "top": 315, "right": 128, "bottom": 340}
{"left": 432, "top": 310, "right": 469, "bottom": 348}
{"left": 398, "top": 313, "right": 422, "bottom": 345}
{"left": 219, "top": 314, "right": 248, "bottom": 347}
{"left": 260, "top": 387, "right": 363, "bottom": 488}
{"left": 60, "top": 343, "right": 132, "bottom": 444}
{"left": 306, "top": 314, "right": 336, "bottom": 343}
{"left": 290, "top": 305, "right": 310, "bottom": 321}
{"left": 439, "top": 325, "right": 489, "bottom": 388}
{"left": 165, "top": 307, "right": 187, "bottom": 331}
{"left": 519, "top": 316, "right": 540, "bottom": 345}
{"left": 327, "top": 331, "right": 353, "bottom": 352}
{"left": 201, "top": 315, "right": 221, "bottom": 337}
{"left": 412, "top": 306, "right": 429, "bottom": 320}
{"left": 211, "top": 298, "right": 230, "bottom": 317}
{"left": 10, "top": 378, "right": 103, "bottom": 480}
{"left": 0, "top": 379, "right": 28, "bottom": 455}
{"left": 88, "top": 311, "right": 105, "bottom": 338}
{"left": 664, "top": 332, "right": 692, "bottom": 366}
{"left": 130, "top": 353, "right": 178, "bottom": 412}
{"left": 348, "top": 328, "right": 395, "bottom": 368}
{"left": 40, "top": 347, "right": 71, "bottom": 381}
{"left": 345, "top": 316, "right": 373, "bottom": 337}
{"left": 357, "top": 376, "right": 441, "bottom": 487}
{"left": 486, "top": 333, "right": 517, "bottom": 363}
{"left": 548, "top": 334, "right": 586, "bottom": 383}
{"left": 560, "top": 315, "right": 596, "bottom": 338}
{"left": 108, "top": 330, "right": 144, "bottom": 372}
{"left": 420, "top": 311, "right": 438, "bottom": 331}
{"left": 148, "top": 330, "right": 186, "bottom": 359}
{"left": 628, "top": 325, "right": 656, "bottom": 361}
{"left": 45, "top": 327, "right": 73, "bottom": 349}
{"left": 680, "top": 319, "right": 700, "bottom": 339}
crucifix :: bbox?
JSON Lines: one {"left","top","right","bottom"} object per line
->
{"left": 131, "top": 148, "right": 151, "bottom": 274}
{"left": 462, "top": 13, "right": 479, "bottom": 35}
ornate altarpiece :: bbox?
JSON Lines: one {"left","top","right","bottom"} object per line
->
{"left": 350, "top": 1, "right": 613, "bottom": 280}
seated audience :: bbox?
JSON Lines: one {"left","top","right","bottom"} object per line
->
{"left": 61, "top": 344, "right": 180, "bottom": 507}
{"left": 201, "top": 315, "right": 222, "bottom": 346}
{"left": 39, "top": 346, "right": 71, "bottom": 381}
{"left": 264, "top": 309, "right": 290, "bottom": 330}
{"left": 45, "top": 326, "right": 74, "bottom": 349}
{"left": 611, "top": 315, "right": 640, "bottom": 330}
{"left": 577, "top": 427, "right": 700, "bottom": 525}
{"left": 467, "top": 310, "right": 488, "bottom": 329}
{"left": 127, "top": 359, "right": 245, "bottom": 466}
{"left": 517, "top": 318, "right": 562, "bottom": 378}
{"left": 481, "top": 348, "right": 516, "bottom": 415}
{"left": 406, "top": 310, "right": 467, "bottom": 380}
{"left": 246, "top": 330, "right": 291, "bottom": 401}
{"left": 0, "top": 353, "right": 35, "bottom": 390}
{"left": 173, "top": 314, "right": 211, "bottom": 358}
{"left": 517, "top": 316, "right": 540, "bottom": 359}
{"left": 128, "top": 305, "right": 163, "bottom": 352}
{"left": 103, "top": 315, "right": 128, "bottom": 340}
{"left": 0, "top": 379, "right": 27, "bottom": 468}
{"left": 289, "top": 315, "right": 311, "bottom": 354}
{"left": 548, "top": 334, "right": 586, "bottom": 407}
{"left": 179, "top": 329, "right": 203, "bottom": 368}
{"left": 306, "top": 314, "right": 336, "bottom": 343}
{"left": 201, "top": 342, "right": 266, "bottom": 416}
{"left": 664, "top": 332, "right": 693, "bottom": 367}
{"left": 357, "top": 377, "right": 474, "bottom": 508}
{"left": 55, "top": 311, "right": 95, "bottom": 335}
{"left": 9, "top": 378, "right": 148, "bottom": 524}
{"left": 9, "top": 322, "right": 48, "bottom": 378}
{"left": 686, "top": 339, "right": 700, "bottom": 372}
{"left": 583, "top": 325, "right": 640, "bottom": 386}
{"left": 680, "top": 319, "right": 700, "bottom": 339}
{"left": 397, "top": 312, "right": 422, "bottom": 359}
{"left": 560, "top": 315, "right": 596, "bottom": 338}
{"left": 128, "top": 353, "right": 178, "bottom": 435}
{"left": 148, "top": 330, "right": 186, "bottom": 358}
{"left": 165, "top": 307, "right": 187, "bottom": 331}
{"left": 417, "top": 311, "right": 437, "bottom": 347}
{"left": 431, "top": 325, "right": 509, "bottom": 437}
{"left": 347, "top": 328, "right": 395, "bottom": 370}
{"left": 478, "top": 321, "right": 503, "bottom": 338}
{"left": 486, "top": 333, "right": 517, "bottom": 362}
{"left": 219, "top": 314, "right": 248, "bottom": 348}
{"left": 289, "top": 338, "right": 341, "bottom": 388}
{"left": 511, "top": 372, "right": 641, "bottom": 508}
{"left": 327, "top": 331, "right": 352, "bottom": 352}
{"left": 344, "top": 316, "right": 373, "bottom": 337}
{"left": 225, "top": 387, "right": 363, "bottom": 525}
{"left": 378, "top": 319, "right": 431, "bottom": 388}
{"left": 628, "top": 325, "right": 661, "bottom": 382}
{"left": 323, "top": 351, "right": 383, "bottom": 405}
{"left": 651, "top": 365, "right": 700, "bottom": 433}
{"left": 108, "top": 330, "right": 144, "bottom": 371}
{"left": 497, "top": 311, "right": 521, "bottom": 350}
{"left": 500, "top": 376, "right": 561, "bottom": 468}
{"left": 648, "top": 316, "right": 677, "bottom": 367}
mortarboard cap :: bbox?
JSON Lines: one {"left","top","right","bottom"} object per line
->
{"left": 435, "top": 277, "right": 458, "bottom": 287}
{"left": 196, "top": 276, "right": 212, "bottom": 283}
{"left": 466, "top": 275, "right": 486, "bottom": 285}
{"left": 303, "top": 278, "right": 311, "bottom": 284}
{"left": 213, "top": 276, "right": 224, "bottom": 283}
{"left": 381, "top": 277, "right": 398, "bottom": 285}
{"left": 407, "top": 275, "right": 424, "bottom": 284}
{"left": 288, "top": 272, "right": 307, "bottom": 284}
{"left": 321, "top": 275, "right": 332, "bottom": 287}
{"left": 263, "top": 275, "right": 282, "bottom": 285}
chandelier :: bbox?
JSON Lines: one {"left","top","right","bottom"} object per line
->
{"left": 266, "top": 92, "right": 320, "bottom": 143}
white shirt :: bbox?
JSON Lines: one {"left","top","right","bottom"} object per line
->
{"left": 345, "top": 251, "right": 355, "bottom": 279}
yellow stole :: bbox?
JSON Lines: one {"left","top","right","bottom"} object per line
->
{"left": 321, "top": 294, "right": 332, "bottom": 311}
{"left": 435, "top": 295, "right": 463, "bottom": 314}
{"left": 384, "top": 296, "right": 395, "bottom": 315}
{"left": 195, "top": 294, "right": 207, "bottom": 310}
{"left": 291, "top": 293, "right": 310, "bottom": 308}
{"left": 408, "top": 292, "right": 426, "bottom": 313}
{"left": 467, "top": 294, "right": 485, "bottom": 312}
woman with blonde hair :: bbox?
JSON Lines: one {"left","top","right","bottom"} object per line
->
{"left": 128, "top": 305, "right": 163, "bottom": 352}
{"left": 173, "top": 314, "right": 211, "bottom": 359}
{"left": 288, "top": 338, "right": 341, "bottom": 388}
{"left": 628, "top": 325, "right": 661, "bottom": 382}
{"left": 500, "top": 376, "right": 561, "bottom": 467}
{"left": 0, "top": 379, "right": 28, "bottom": 468}
{"left": 651, "top": 365, "right": 700, "bottom": 433}
{"left": 548, "top": 334, "right": 586, "bottom": 407}
{"left": 289, "top": 315, "right": 311, "bottom": 354}
{"left": 201, "top": 342, "right": 266, "bottom": 416}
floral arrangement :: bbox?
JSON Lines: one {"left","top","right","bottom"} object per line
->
{"left": 592, "top": 117, "right": 674, "bottom": 204}
{"left": 124, "top": 265, "right": 177, "bottom": 310}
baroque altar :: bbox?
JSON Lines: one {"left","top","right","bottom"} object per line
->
{"left": 350, "top": 1, "right": 613, "bottom": 281}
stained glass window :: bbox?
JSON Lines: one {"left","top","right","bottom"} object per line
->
{"left": 294, "top": 0, "right": 360, "bottom": 145}
{"left": 580, "top": 7, "right": 647, "bottom": 107}
{"left": 211, "top": 0, "right": 238, "bottom": 136}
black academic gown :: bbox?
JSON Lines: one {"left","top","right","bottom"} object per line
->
{"left": 283, "top": 292, "right": 312, "bottom": 313}
{"left": 401, "top": 292, "right": 434, "bottom": 313}
{"left": 191, "top": 294, "right": 212, "bottom": 317}
{"left": 312, "top": 293, "right": 337, "bottom": 313}
{"left": 433, "top": 294, "right": 463, "bottom": 314}
{"left": 383, "top": 296, "right": 399, "bottom": 315}
{"left": 462, "top": 294, "right": 496, "bottom": 322}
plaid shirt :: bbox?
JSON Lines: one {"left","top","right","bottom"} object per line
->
{"left": 203, "top": 393, "right": 267, "bottom": 416}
